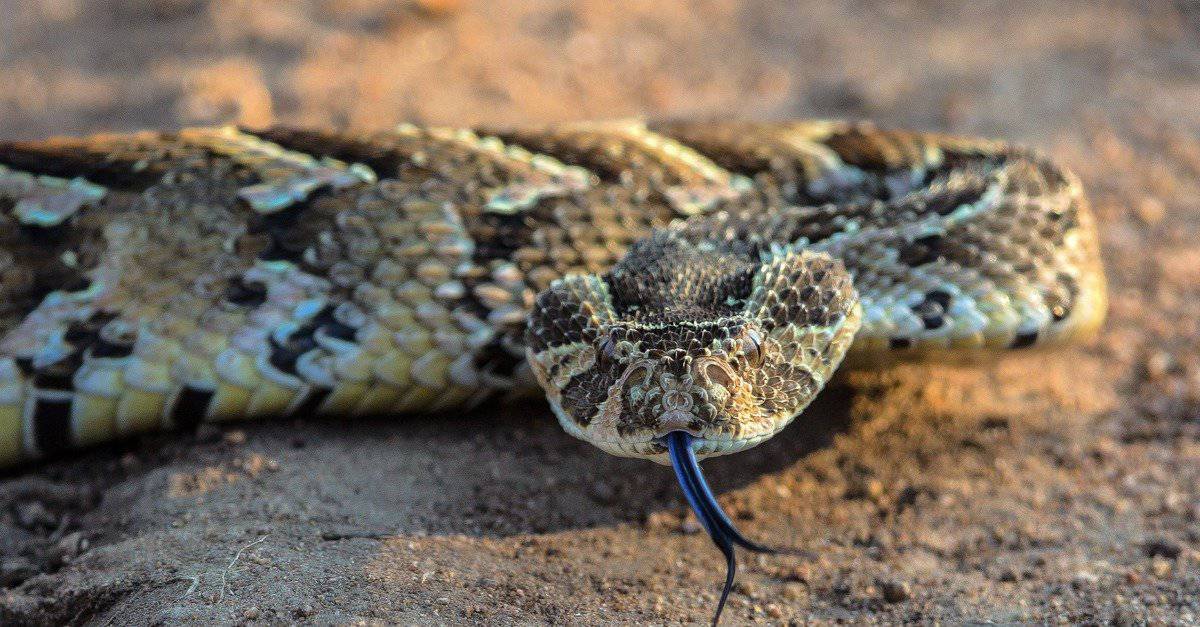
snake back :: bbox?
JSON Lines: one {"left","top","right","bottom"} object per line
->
{"left": 0, "top": 121, "right": 1106, "bottom": 466}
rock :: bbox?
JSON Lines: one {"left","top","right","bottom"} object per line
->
{"left": 14, "top": 501, "right": 56, "bottom": 529}
{"left": 0, "top": 557, "right": 38, "bottom": 587}
{"left": 52, "top": 531, "right": 88, "bottom": 564}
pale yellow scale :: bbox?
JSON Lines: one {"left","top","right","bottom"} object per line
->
{"left": 0, "top": 361, "right": 24, "bottom": 462}
{"left": 68, "top": 359, "right": 120, "bottom": 446}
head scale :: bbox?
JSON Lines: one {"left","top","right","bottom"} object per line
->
{"left": 526, "top": 230, "right": 861, "bottom": 463}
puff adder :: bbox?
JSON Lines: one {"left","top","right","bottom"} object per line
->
{"left": 0, "top": 120, "right": 1106, "bottom": 623}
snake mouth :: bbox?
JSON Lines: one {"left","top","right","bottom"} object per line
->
{"left": 544, "top": 388, "right": 788, "bottom": 461}
{"left": 572, "top": 425, "right": 783, "bottom": 461}
{"left": 664, "top": 431, "right": 804, "bottom": 625}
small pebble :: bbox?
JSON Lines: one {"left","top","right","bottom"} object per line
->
{"left": 53, "top": 531, "right": 88, "bottom": 563}
{"left": 1135, "top": 197, "right": 1165, "bottom": 225}
{"left": 780, "top": 582, "right": 807, "bottom": 602}
{"left": 1071, "top": 570, "right": 1098, "bottom": 589}
{"left": 224, "top": 429, "right": 247, "bottom": 445}
{"left": 643, "top": 511, "right": 676, "bottom": 530}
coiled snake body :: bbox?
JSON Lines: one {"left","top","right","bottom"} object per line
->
{"left": 0, "top": 121, "right": 1106, "bottom": 621}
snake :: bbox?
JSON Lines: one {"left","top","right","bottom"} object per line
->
{"left": 0, "top": 120, "right": 1106, "bottom": 623}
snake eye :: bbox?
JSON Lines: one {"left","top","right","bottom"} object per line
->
{"left": 739, "top": 329, "right": 764, "bottom": 367}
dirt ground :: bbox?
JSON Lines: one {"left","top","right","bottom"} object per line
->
{"left": 1, "top": 0, "right": 1199, "bottom": 624}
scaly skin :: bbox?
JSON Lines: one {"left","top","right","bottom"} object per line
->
{"left": 0, "top": 121, "right": 1104, "bottom": 468}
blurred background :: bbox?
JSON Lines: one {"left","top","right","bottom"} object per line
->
{"left": 1, "top": 0, "right": 1195, "bottom": 145}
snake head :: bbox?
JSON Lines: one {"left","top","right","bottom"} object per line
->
{"left": 526, "top": 231, "right": 862, "bottom": 462}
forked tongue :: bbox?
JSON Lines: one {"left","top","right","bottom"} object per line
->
{"left": 665, "top": 431, "right": 798, "bottom": 625}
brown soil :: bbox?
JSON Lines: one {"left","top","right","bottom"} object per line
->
{"left": 2, "top": 1, "right": 1199, "bottom": 624}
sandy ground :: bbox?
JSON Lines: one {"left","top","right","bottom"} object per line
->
{"left": 1, "top": 0, "right": 1199, "bottom": 624}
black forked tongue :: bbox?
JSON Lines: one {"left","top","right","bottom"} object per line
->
{"left": 665, "top": 431, "right": 800, "bottom": 626}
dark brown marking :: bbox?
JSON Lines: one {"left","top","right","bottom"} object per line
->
{"left": 913, "top": 290, "right": 952, "bottom": 331}
{"left": 0, "top": 134, "right": 181, "bottom": 191}
{"left": 923, "top": 181, "right": 988, "bottom": 216}
{"left": 224, "top": 276, "right": 269, "bottom": 308}
{"left": 269, "top": 326, "right": 320, "bottom": 378}
{"left": 1010, "top": 331, "right": 1039, "bottom": 349}
{"left": 243, "top": 127, "right": 409, "bottom": 177}
{"left": 171, "top": 387, "right": 215, "bottom": 430}
{"left": 898, "top": 234, "right": 946, "bottom": 267}
{"left": 33, "top": 396, "right": 74, "bottom": 454}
